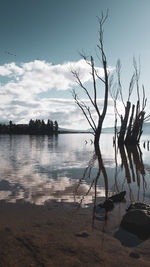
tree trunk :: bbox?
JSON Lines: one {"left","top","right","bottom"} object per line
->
{"left": 94, "top": 119, "right": 102, "bottom": 154}
{"left": 119, "top": 145, "right": 131, "bottom": 183}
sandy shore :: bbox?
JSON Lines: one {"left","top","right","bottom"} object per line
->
{"left": 0, "top": 201, "right": 150, "bottom": 267}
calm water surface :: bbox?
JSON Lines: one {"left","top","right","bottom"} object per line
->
{"left": 0, "top": 133, "right": 150, "bottom": 207}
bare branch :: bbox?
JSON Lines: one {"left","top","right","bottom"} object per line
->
{"left": 71, "top": 70, "right": 95, "bottom": 106}
{"left": 142, "top": 85, "right": 147, "bottom": 110}
{"left": 128, "top": 73, "right": 135, "bottom": 101}
{"left": 72, "top": 89, "right": 96, "bottom": 132}
{"left": 80, "top": 101, "right": 97, "bottom": 130}
{"left": 116, "top": 59, "right": 125, "bottom": 107}
{"left": 133, "top": 57, "right": 140, "bottom": 108}
{"left": 79, "top": 50, "right": 89, "bottom": 61}
{"left": 94, "top": 68, "right": 105, "bottom": 83}
{"left": 97, "top": 14, "right": 109, "bottom": 120}
{"left": 109, "top": 81, "right": 122, "bottom": 120}
{"left": 87, "top": 107, "right": 97, "bottom": 130}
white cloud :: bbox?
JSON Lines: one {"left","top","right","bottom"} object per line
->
{"left": 0, "top": 95, "right": 124, "bottom": 129}
{"left": 0, "top": 59, "right": 113, "bottom": 97}
{"left": 0, "top": 62, "right": 24, "bottom": 77}
{"left": 0, "top": 59, "right": 116, "bottom": 129}
{"left": 0, "top": 66, "right": 12, "bottom": 76}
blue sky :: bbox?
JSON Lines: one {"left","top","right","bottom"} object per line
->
{"left": 0, "top": 0, "right": 150, "bottom": 129}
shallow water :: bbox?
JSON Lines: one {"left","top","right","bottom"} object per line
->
{"left": 0, "top": 133, "right": 149, "bottom": 207}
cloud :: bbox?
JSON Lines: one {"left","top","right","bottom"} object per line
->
{"left": 0, "top": 95, "right": 123, "bottom": 129}
{"left": 0, "top": 59, "right": 113, "bottom": 98}
{"left": 0, "top": 59, "right": 116, "bottom": 128}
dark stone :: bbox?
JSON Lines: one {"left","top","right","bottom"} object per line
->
{"left": 121, "top": 202, "right": 150, "bottom": 239}
{"left": 127, "top": 202, "right": 150, "bottom": 212}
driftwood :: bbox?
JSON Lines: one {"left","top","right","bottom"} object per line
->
{"left": 109, "top": 191, "right": 126, "bottom": 202}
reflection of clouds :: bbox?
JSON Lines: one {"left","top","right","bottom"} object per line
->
{"left": 0, "top": 191, "right": 11, "bottom": 200}
{"left": 0, "top": 134, "right": 149, "bottom": 205}
{"left": 100, "top": 134, "right": 122, "bottom": 167}
{"left": 0, "top": 134, "right": 97, "bottom": 205}
{"left": 0, "top": 173, "right": 106, "bottom": 206}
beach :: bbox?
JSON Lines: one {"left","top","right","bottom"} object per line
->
{"left": 0, "top": 201, "right": 150, "bottom": 267}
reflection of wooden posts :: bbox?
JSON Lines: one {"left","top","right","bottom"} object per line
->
{"left": 119, "top": 145, "right": 131, "bottom": 183}
{"left": 126, "top": 145, "right": 135, "bottom": 182}
{"left": 132, "top": 146, "right": 145, "bottom": 180}
{"left": 120, "top": 144, "right": 146, "bottom": 201}
{"left": 123, "top": 144, "right": 146, "bottom": 186}
{"left": 132, "top": 146, "right": 141, "bottom": 187}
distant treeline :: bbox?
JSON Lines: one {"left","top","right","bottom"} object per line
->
{"left": 0, "top": 119, "right": 59, "bottom": 135}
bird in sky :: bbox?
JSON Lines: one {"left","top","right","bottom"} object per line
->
{"left": 4, "top": 50, "right": 16, "bottom": 57}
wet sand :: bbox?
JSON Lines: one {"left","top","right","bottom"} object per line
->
{"left": 0, "top": 201, "right": 150, "bottom": 267}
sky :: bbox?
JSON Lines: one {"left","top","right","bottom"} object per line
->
{"left": 0, "top": 0, "right": 150, "bottom": 130}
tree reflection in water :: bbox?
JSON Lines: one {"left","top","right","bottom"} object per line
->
{"left": 74, "top": 141, "right": 147, "bottom": 227}
{"left": 119, "top": 144, "right": 146, "bottom": 202}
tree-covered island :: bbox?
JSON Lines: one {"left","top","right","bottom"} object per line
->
{"left": 0, "top": 119, "right": 58, "bottom": 135}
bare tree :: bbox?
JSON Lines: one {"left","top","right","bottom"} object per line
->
{"left": 72, "top": 11, "right": 109, "bottom": 153}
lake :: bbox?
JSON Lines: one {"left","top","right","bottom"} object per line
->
{"left": 0, "top": 133, "right": 150, "bottom": 207}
